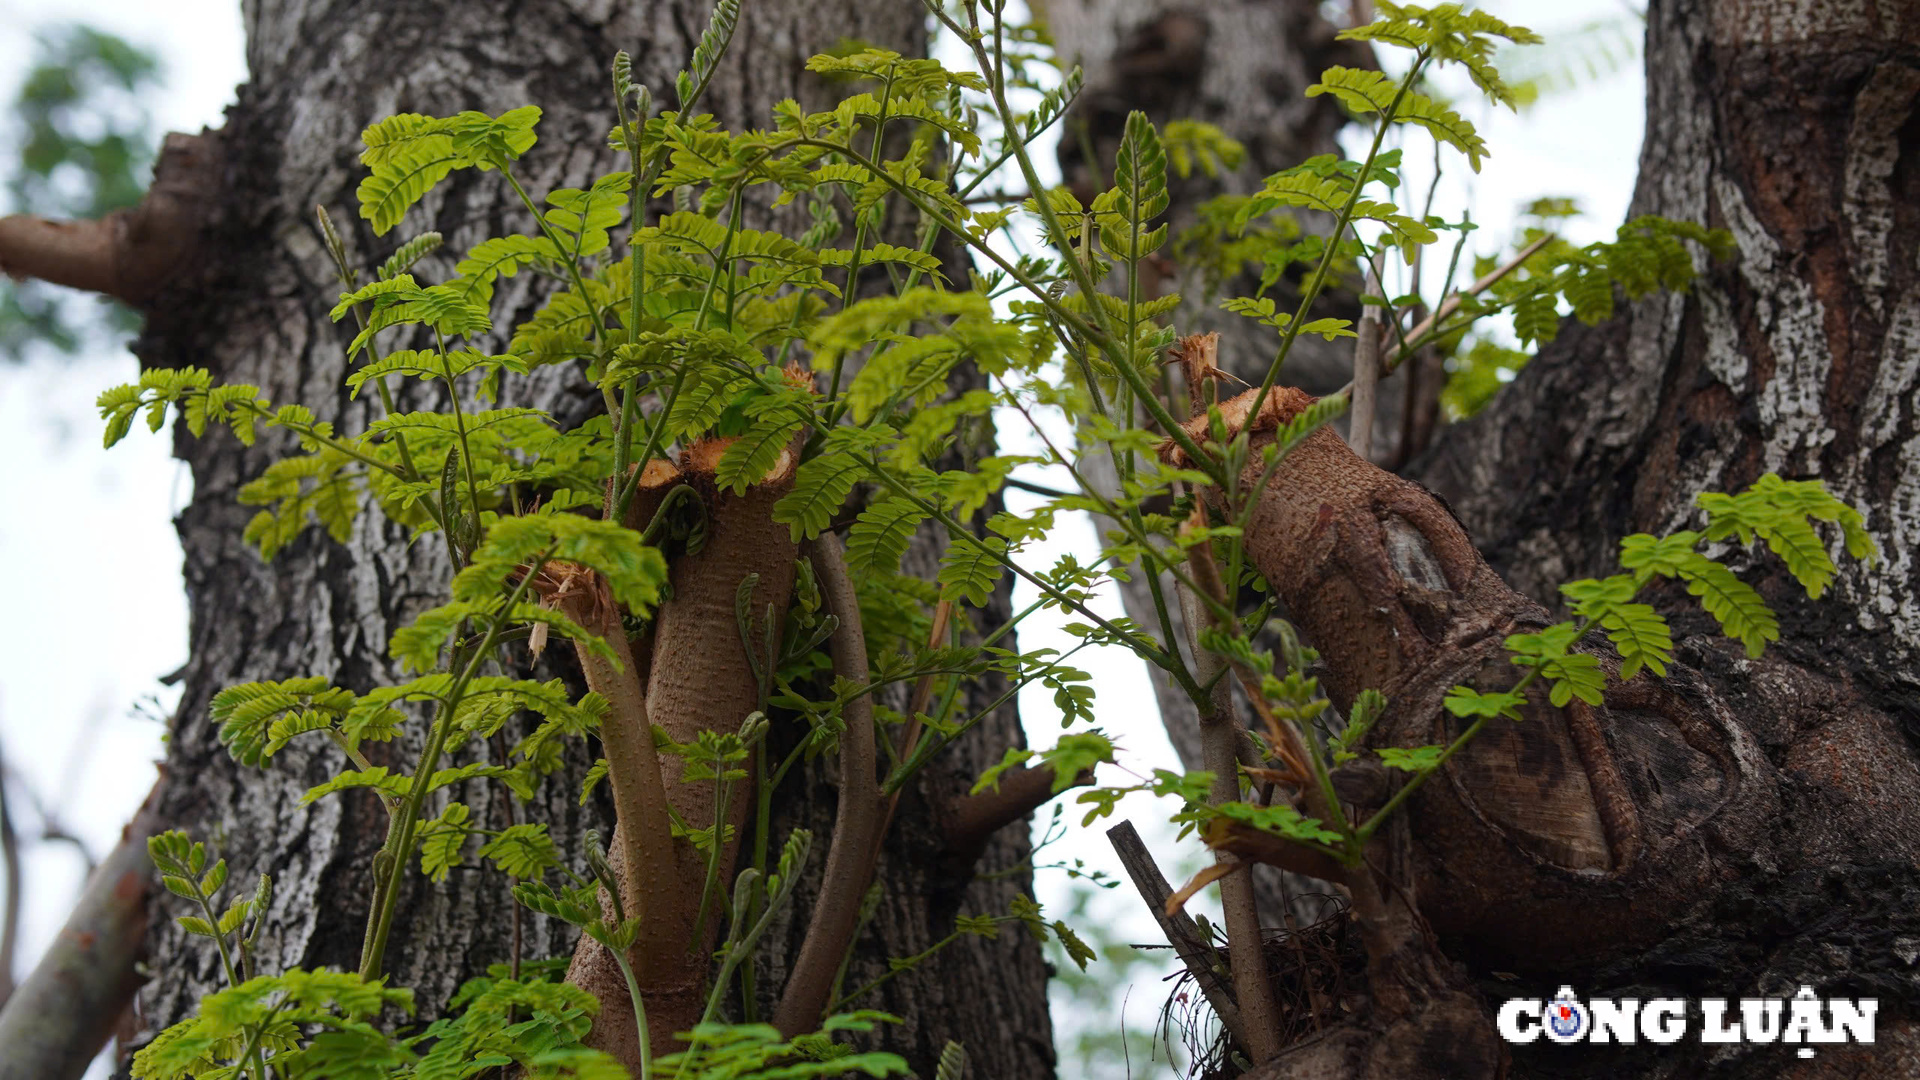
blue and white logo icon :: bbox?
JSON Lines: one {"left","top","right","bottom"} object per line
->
{"left": 1543, "top": 987, "right": 1590, "bottom": 1044}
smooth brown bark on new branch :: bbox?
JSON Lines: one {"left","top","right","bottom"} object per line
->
{"left": 561, "top": 439, "right": 800, "bottom": 1068}
{"left": 0, "top": 131, "right": 218, "bottom": 308}
{"left": 772, "top": 532, "right": 878, "bottom": 1039}
{"left": 542, "top": 459, "right": 682, "bottom": 1073}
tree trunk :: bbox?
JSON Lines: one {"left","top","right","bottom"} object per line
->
{"left": 1054, "top": 0, "right": 1920, "bottom": 1075}
{"left": 1403, "top": 0, "right": 1920, "bottom": 1075}
{"left": 124, "top": 2, "right": 1052, "bottom": 1076}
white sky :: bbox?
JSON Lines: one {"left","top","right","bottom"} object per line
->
{"left": 0, "top": 1, "right": 1641, "bottom": 1074}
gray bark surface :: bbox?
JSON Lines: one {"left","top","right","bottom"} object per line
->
{"left": 126, "top": 2, "right": 1052, "bottom": 1075}
{"left": 1408, "top": 1, "right": 1920, "bottom": 1075}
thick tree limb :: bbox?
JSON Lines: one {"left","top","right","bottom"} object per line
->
{"left": 773, "top": 532, "right": 880, "bottom": 1038}
{"left": 0, "top": 781, "right": 159, "bottom": 1080}
{"left": 550, "top": 564, "right": 683, "bottom": 1073}
{"left": 621, "top": 436, "right": 801, "bottom": 1049}
{"left": 0, "top": 131, "right": 218, "bottom": 308}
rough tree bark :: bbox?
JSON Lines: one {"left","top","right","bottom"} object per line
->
{"left": 1063, "top": 0, "right": 1920, "bottom": 1076}
{"left": 1405, "top": 1, "right": 1920, "bottom": 1075}
{"left": 118, "top": 2, "right": 1052, "bottom": 1076}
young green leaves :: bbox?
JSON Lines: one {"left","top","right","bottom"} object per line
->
{"left": 358, "top": 107, "right": 542, "bottom": 234}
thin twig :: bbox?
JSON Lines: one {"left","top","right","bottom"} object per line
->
{"left": 1348, "top": 274, "right": 1385, "bottom": 462}
{"left": 1379, "top": 233, "right": 1553, "bottom": 379}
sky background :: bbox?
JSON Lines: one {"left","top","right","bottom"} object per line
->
{"left": 0, "top": 1, "right": 1643, "bottom": 1074}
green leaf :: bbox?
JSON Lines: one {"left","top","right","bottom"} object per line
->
{"left": 1618, "top": 530, "right": 1702, "bottom": 580}
{"left": 1298, "top": 317, "right": 1356, "bottom": 340}
{"left": 357, "top": 146, "right": 461, "bottom": 236}
{"left": 1677, "top": 553, "right": 1780, "bottom": 658}
{"left": 451, "top": 234, "right": 558, "bottom": 305}
{"left": 420, "top": 802, "right": 472, "bottom": 883}
{"left": 775, "top": 442, "right": 882, "bottom": 541}
{"left": 1051, "top": 920, "right": 1097, "bottom": 971}
{"left": 479, "top": 823, "right": 562, "bottom": 878}
{"left": 1442, "top": 686, "right": 1525, "bottom": 721}
{"left": 1037, "top": 731, "right": 1113, "bottom": 792}
{"left": 938, "top": 536, "right": 1007, "bottom": 607}
{"left": 1377, "top": 745, "right": 1444, "bottom": 773}
{"left": 971, "top": 746, "right": 1035, "bottom": 795}
{"left": 1112, "top": 110, "right": 1169, "bottom": 228}
{"left": 1212, "top": 800, "right": 1342, "bottom": 846}
{"left": 199, "top": 859, "right": 228, "bottom": 898}
{"left": 846, "top": 498, "right": 929, "bottom": 579}
{"left": 378, "top": 231, "right": 443, "bottom": 280}
{"left": 714, "top": 408, "right": 804, "bottom": 494}
{"left": 176, "top": 915, "right": 218, "bottom": 938}
{"left": 215, "top": 899, "right": 250, "bottom": 936}
{"left": 301, "top": 766, "right": 410, "bottom": 806}
{"left": 1598, "top": 603, "right": 1673, "bottom": 680}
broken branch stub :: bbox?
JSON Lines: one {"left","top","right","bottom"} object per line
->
{"left": 0, "top": 131, "right": 218, "bottom": 309}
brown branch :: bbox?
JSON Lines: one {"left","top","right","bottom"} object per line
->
{"left": 0, "top": 131, "right": 218, "bottom": 309}
{"left": 552, "top": 567, "right": 682, "bottom": 1075}
{"left": 0, "top": 779, "right": 160, "bottom": 1080}
{"left": 1201, "top": 704, "right": 1283, "bottom": 1062}
{"left": 0, "top": 216, "right": 119, "bottom": 298}
{"left": 773, "top": 532, "right": 881, "bottom": 1038}
{"left": 1107, "top": 820, "right": 1247, "bottom": 1048}
{"left": 1203, "top": 819, "right": 1354, "bottom": 883}
{"left": 558, "top": 459, "right": 694, "bottom": 1073}
{"left": 941, "top": 763, "right": 1092, "bottom": 862}
{"left": 604, "top": 435, "right": 801, "bottom": 1051}
{"left": 1179, "top": 511, "right": 1284, "bottom": 1064}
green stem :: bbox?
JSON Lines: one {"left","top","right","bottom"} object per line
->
{"left": 359, "top": 551, "right": 550, "bottom": 979}
{"left": 1352, "top": 620, "right": 1589, "bottom": 844}
{"left": 1234, "top": 55, "right": 1426, "bottom": 450}
{"left": 610, "top": 944, "right": 653, "bottom": 1080}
